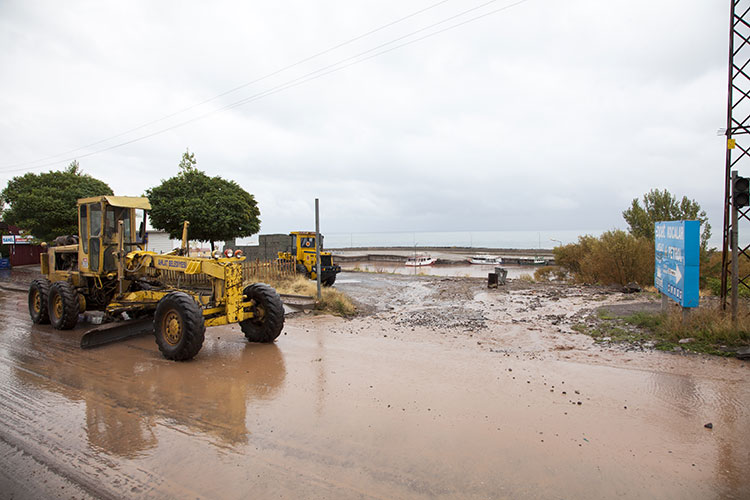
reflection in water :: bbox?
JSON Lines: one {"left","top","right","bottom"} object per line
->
{"left": 86, "top": 403, "right": 157, "bottom": 459}
{"left": 11, "top": 334, "right": 286, "bottom": 458}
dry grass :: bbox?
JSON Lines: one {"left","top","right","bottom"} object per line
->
{"left": 658, "top": 303, "right": 750, "bottom": 346}
{"left": 585, "top": 300, "right": 750, "bottom": 356}
{"left": 263, "top": 275, "right": 356, "bottom": 317}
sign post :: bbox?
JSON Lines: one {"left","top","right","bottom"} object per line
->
{"left": 654, "top": 221, "right": 700, "bottom": 312}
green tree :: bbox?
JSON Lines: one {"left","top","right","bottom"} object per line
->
{"left": 1, "top": 161, "right": 113, "bottom": 241}
{"left": 146, "top": 150, "right": 260, "bottom": 250}
{"left": 622, "top": 188, "right": 711, "bottom": 250}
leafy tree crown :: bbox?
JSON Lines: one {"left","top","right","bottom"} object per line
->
{"left": 1, "top": 161, "right": 113, "bottom": 241}
{"left": 622, "top": 188, "right": 711, "bottom": 250}
{"left": 145, "top": 150, "right": 260, "bottom": 249}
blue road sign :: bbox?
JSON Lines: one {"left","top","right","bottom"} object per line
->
{"left": 654, "top": 220, "right": 700, "bottom": 308}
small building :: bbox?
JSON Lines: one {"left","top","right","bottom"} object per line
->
{"left": 146, "top": 230, "right": 180, "bottom": 254}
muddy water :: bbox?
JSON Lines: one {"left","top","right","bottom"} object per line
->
{"left": 341, "top": 261, "right": 537, "bottom": 279}
{"left": 1, "top": 291, "right": 749, "bottom": 499}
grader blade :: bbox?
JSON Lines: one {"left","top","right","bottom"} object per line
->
{"left": 80, "top": 318, "right": 154, "bottom": 349}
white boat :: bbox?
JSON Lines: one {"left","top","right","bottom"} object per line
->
{"left": 533, "top": 256, "right": 547, "bottom": 265}
{"left": 468, "top": 254, "right": 502, "bottom": 265}
{"left": 405, "top": 254, "right": 437, "bottom": 267}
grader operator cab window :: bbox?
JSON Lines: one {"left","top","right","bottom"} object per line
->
{"left": 103, "top": 206, "right": 138, "bottom": 271}
{"left": 80, "top": 205, "right": 88, "bottom": 253}
{"left": 300, "top": 237, "right": 315, "bottom": 249}
{"left": 105, "top": 206, "right": 132, "bottom": 241}
{"left": 89, "top": 203, "right": 102, "bottom": 272}
{"left": 135, "top": 209, "right": 147, "bottom": 244}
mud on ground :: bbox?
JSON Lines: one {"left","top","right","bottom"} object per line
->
{"left": 336, "top": 273, "right": 670, "bottom": 365}
{"left": 1, "top": 268, "right": 749, "bottom": 499}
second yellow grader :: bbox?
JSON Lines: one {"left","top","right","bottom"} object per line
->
{"left": 277, "top": 231, "right": 341, "bottom": 286}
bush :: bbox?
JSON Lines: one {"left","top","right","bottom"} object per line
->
{"left": 554, "top": 230, "right": 653, "bottom": 286}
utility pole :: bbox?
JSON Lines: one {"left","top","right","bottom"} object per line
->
{"left": 315, "top": 198, "right": 322, "bottom": 300}
{"left": 732, "top": 171, "right": 739, "bottom": 323}
{"left": 720, "top": 0, "right": 750, "bottom": 308}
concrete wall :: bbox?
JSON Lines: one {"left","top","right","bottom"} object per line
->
{"left": 236, "top": 233, "right": 293, "bottom": 261}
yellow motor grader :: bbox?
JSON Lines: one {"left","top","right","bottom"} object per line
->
{"left": 28, "top": 196, "right": 284, "bottom": 361}
{"left": 277, "top": 231, "right": 341, "bottom": 286}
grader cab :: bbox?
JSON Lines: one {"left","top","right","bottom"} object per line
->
{"left": 28, "top": 196, "right": 284, "bottom": 361}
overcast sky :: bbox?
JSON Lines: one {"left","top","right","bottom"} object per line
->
{"left": 0, "top": 0, "right": 730, "bottom": 246}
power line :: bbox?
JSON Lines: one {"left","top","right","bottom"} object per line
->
{"left": 1, "top": 0, "right": 531, "bottom": 174}
{"left": 0, "top": 0, "right": 455, "bottom": 171}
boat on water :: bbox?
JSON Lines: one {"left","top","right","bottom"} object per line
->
{"left": 405, "top": 254, "right": 437, "bottom": 267}
{"left": 468, "top": 254, "right": 502, "bottom": 265}
{"left": 533, "top": 256, "right": 547, "bottom": 265}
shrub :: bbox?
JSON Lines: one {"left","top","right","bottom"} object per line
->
{"left": 554, "top": 230, "right": 653, "bottom": 286}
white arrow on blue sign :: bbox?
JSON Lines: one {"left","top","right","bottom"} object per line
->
{"left": 654, "top": 220, "right": 700, "bottom": 308}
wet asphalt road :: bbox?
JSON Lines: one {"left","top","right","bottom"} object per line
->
{"left": 1, "top": 274, "right": 749, "bottom": 499}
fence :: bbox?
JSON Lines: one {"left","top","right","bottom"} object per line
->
{"left": 242, "top": 259, "right": 296, "bottom": 285}
{"left": 151, "top": 259, "right": 296, "bottom": 289}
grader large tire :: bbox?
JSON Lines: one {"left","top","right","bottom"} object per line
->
{"left": 153, "top": 292, "right": 205, "bottom": 361}
{"left": 28, "top": 278, "right": 52, "bottom": 324}
{"left": 322, "top": 274, "right": 336, "bottom": 287}
{"left": 240, "top": 283, "right": 285, "bottom": 343}
{"left": 48, "top": 281, "right": 80, "bottom": 330}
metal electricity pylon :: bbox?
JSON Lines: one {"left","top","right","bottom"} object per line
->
{"left": 720, "top": 0, "right": 750, "bottom": 311}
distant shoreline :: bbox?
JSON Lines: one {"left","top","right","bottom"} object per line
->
{"left": 330, "top": 246, "right": 555, "bottom": 256}
{"left": 331, "top": 246, "right": 556, "bottom": 265}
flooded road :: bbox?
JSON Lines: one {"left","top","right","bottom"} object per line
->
{"left": 1, "top": 275, "right": 749, "bottom": 499}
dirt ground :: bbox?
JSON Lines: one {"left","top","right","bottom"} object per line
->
{"left": 0, "top": 268, "right": 749, "bottom": 499}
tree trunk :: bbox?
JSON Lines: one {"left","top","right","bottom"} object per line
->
{"left": 210, "top": 240, "right": 215, "bottom": 251}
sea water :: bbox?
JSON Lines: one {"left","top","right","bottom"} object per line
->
{"left": 321, "top": 229, "right": 606, "bottom": 249}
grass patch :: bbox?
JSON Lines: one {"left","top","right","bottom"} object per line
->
{"left": 255, "top": 275, "right": 356, "bottom": 317}
{"left": 596, "top": 309, "right": 615, "bottom": 320}
{"left": 577, "top": 303, "right": 750, "bottom": 356}
{"left": 622, "top": 311, "right": 662, "bottom": 330}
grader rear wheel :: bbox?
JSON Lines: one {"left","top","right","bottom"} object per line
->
{"left": 29, "top": 278, "right": 52, "bottom": 324}
{"left": 48, "top": 281, "right": 80, "bottom": 330}
{"left": 240, "top": 283, "right": 285, "bottom": 343}
{"left": 153, "top": 292, "right": 205, "bottom": 361}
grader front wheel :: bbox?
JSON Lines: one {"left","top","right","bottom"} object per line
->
{"left": 240, "top": 283, "right": 285, "bottom": 343}
{"left": 153, "top": 292, "right": 205, "bottom": 361}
